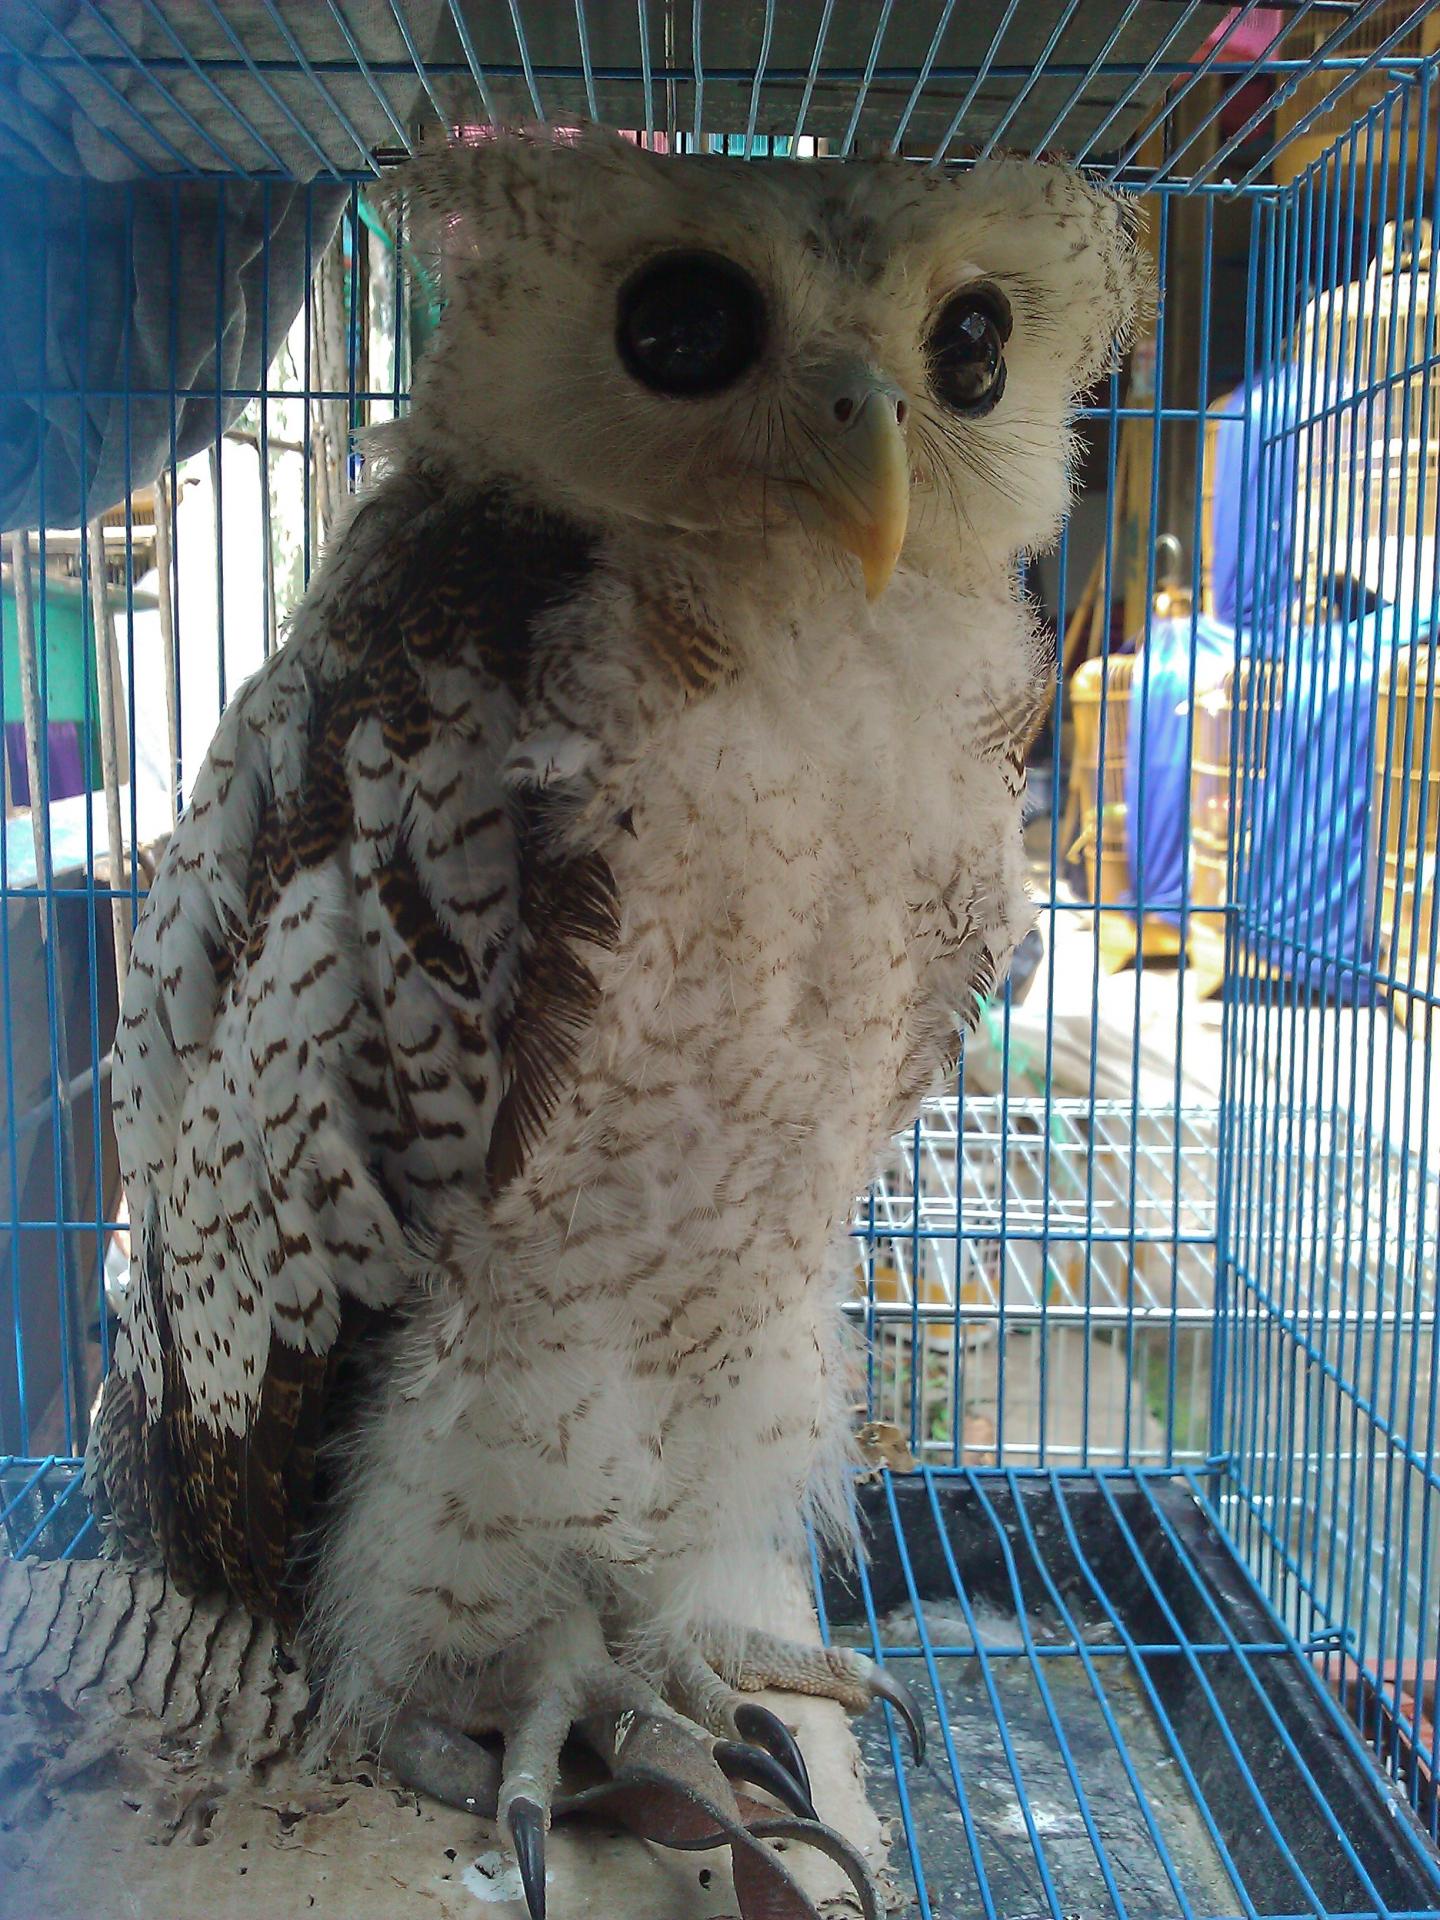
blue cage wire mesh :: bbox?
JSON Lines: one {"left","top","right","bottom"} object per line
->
{"left": 2, "top": 3, "right": 1440, "bottom": 1917}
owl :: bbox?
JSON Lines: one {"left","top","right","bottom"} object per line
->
{"left": 87, "top": 129, "right": 1140, "bottom": 1919}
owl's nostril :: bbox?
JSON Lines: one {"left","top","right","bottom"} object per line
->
{"left": 833, "top": 395, "right": 856, "bottom": 423}
{"left": 895, "top": 399, "right": 908, "bottom": 425}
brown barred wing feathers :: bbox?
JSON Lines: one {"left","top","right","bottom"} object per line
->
{"left": 87, "top": 473, "right": 601, "bottom": 1618}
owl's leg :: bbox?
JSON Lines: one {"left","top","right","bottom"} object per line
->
{"left": 377, "top": 1607, "right": 837, "bottom": 1920}
{"left": 564, "top": 1703, "right": 883, "bottom": 1920}
{"left": 692, "top": 1626, "right": 927, "bottom": 1765}
{"left": 667, "top": 1645, "right": 817, "bottom": 1798}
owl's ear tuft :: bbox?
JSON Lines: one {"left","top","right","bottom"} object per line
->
{"left": 383, "top": 132, "right": 514, "bottom": 280}
{"left": 1049, "top": 170, "right": 1152, "bottom": 392}
{"left": 381, "top": 126, "right": 589, "bottom": 292}
{"left": 958, "top": 158, "right": 1152, "bottom": 397}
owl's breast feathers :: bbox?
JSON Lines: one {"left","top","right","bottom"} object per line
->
{"left": 87, "top": 463, "right": 1039, "bottom": 1627}
{"left": 88, "top": 470, "right": 623, "bottom": 1621}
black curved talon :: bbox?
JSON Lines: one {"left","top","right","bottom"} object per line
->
{"left": 507, "top": 1797, "right": 547, "bottom": 1920}
{"left": 733, "top": 1702, "right": 813, "bottom": 1808}
{"left": 744, "top": 1818, "right": 884, "bottom": 1920}
{"left": 714, "top": 1738, "right": 819, "bottom": 1822}
{"left": 870, "top": 1665, "right": 927, "bottom": 1765}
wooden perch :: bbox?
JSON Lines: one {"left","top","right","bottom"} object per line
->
{"left": 0, "top": 1559, "right": 890, "bottom": 1920}
{"left": 153, "top": 472, "right": 179, "bottom": 826}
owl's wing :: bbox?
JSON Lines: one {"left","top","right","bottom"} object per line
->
{"left": 87, "top": 474, "right": 609, "bottom": 1617}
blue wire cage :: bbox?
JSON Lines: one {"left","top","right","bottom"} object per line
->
{"left": 2, "top": 3, "right": 1439, "bottom": 1916}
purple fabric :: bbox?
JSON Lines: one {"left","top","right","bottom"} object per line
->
{"left": 1125, "top": 605, "right": 1432, "bottom": 1002}
{"left": 1122, "top": 612, "right": 1238, "bottom": 921}
{"left": 1210, "top": 369, "right": 1298, "bottom": 634}
{"left": 5, "top": 722, "right": 87, "bottom": 806}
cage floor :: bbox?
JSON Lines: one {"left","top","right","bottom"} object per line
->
{"left": 1, "top": 1455, "right": 91, "bottom": 1561}
{"left": 9, "top": 1458, "right": 1440, "bottom": 1920}
{"left": 817, "top": 1469, "right": 1440, "bottom": 1920}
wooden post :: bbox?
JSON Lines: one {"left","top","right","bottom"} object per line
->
{"left": 153, "top": 470, "right": 179, "bottom": 823}
{"left": 260, "top": 430, "right": 278, "bottom": 658}
{"left": 1119, "top": 128, "right": 1164, "bottom": 647}
{"left": 311, "top": 227, "right": 349, "bottom": 547}
{"left": 353, "top": 204, "right": 370, "bottom": 448}
{"left": 86, "top": 519, "right": 131, "bottom": 994}
{"left": 8, "top": 529, "right": 88, "bottom": 1450}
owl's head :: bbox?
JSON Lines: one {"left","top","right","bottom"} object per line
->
{"left": 397, "top": 130, "right": 1143, "bottom": 597}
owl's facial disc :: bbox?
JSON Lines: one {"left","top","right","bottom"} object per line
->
{"left": 613, "top": 250, "right": 910, "bottom": 595}
{"left": 789, "top": 364, "right": 910, "bottom": 600}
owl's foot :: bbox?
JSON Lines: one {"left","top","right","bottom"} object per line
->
{"left": 563, "top": 1704, "right": 882, "bottom": 1920}
{"left": 691, "top": 1625, "right": 927, "bottom": 1764}
{"left": 377, "top": 1608, "right": 883, "bottom": 1920}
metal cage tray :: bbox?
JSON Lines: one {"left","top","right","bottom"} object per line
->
{"left": 818, "top": 1469, "right": 1440, "bottom": 1919}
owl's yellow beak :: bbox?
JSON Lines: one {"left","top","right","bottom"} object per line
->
{"left": 796, "top": 374, "right": 911, "bottom": 600}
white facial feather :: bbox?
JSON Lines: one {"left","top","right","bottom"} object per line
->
{"left": 398, "top": 127, "right": 1143, "bottom": 589}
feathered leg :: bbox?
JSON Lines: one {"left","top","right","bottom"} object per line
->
{"left": 374, "top": 1604, "right": 889, "bottom": 1920}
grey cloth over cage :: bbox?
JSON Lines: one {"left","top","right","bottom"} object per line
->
{"left": 0, "top": 5, "right": 447, "bottom": 181}
{"left": 1, "top": 2, "right": 1215, "bottom": 178}
{"left": 0, "top": 178, "right": 345, "bottom": 534}
{"left": 0, "top": 2, "right": 451, "bottom": 532}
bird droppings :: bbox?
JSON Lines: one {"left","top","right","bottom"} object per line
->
{"left": 840, "top": 1597, "right": 1236, "bottom": 1916}
{"left": 461, "top": 1848, "right": 548, "bottom": 1903}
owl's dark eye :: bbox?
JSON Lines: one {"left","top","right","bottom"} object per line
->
{"left": 617, "top": 251, "right": 766, "bottom": 397}
{"left": 926, "top": 283, "right": 1012, "bottom": 417}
